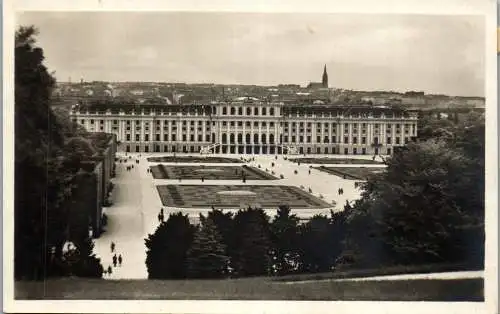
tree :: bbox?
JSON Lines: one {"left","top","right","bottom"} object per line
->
{"left": 232, "top": 208, "right": 272, "bottom": 277}
{"left": 187, "top": 216, "right": 229, "bottom": 278}
{"left": 298, "top": 215, "right": 337, "bottom": 273}
{"left": 343, "top": 137, "right": 484, "bottom": 268}
{"left": 145, "top": 212, "right": 195, "bottom": 279}
{"left": 206, "top": 209, "right": 234, "bottom": 264}
{"left": 270, "top": 205, "right": 300, "bottom": 275}
{"left": 15, "top": 25, "right": 68, "bottom": 279}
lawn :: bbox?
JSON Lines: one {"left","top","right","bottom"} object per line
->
{"left": 147, "top": 156, "right": 243, "bottom": 163}
{"left": 314, "top": 166, "right": 386, "bottom": 180}
{"left": 288, "top": 158, "right": 382, "bottom": 165}
{"left": 150, "top": 165, "right": 277, "bottom": 180}
{"left": 156, "top": 185, "right": 331, "bottom": 209}
{"left": 15, "top": 277, "right": 483, "bottom": 301}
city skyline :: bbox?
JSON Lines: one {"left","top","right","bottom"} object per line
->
{"left": 17, "top": 12, "right": 485, "bottom": 97}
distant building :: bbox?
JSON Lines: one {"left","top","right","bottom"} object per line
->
{"left": 307, "top": 65, "right": 329, "bottom": 89}
{"left": 70, "top": 97, "right": 418, "bottom": 156}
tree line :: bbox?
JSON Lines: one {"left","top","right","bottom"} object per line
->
{"left": 146, "top": 111, "right": 484, "bottom": 279}
{"left": 145, "top": 205, "right": 351, "bottom": 279}
{"left": 15, "top": 26, "right": 105, "bottom": 280}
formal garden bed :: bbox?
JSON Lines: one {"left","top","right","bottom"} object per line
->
{"left": 314, "top": 166, "right": 386, "bottom": 180}
{"left": 150, "top": 165, "right": 277, "bottom": 180}
{"left": 147, "top": 156, "right": 243, "bottom": 163}
{"left": 289, "top": 157, "right": 382, "bottom": 165}
{"left": 156, "top": 184, "right": 331, "bottom": 208}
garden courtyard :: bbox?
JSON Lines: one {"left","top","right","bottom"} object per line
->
{"left": 93, "top": 153, "right": 387, "bottom": 280}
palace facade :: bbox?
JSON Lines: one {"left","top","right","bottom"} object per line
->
{"left": 70, "top": 97, "right": 418, "bottom": 155}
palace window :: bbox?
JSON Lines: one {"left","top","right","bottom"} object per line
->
{"left": 262, "top": 108, "right": 267, "bottom": 116}
{"left": 387, "top": 137, "right": 392, "bottom": 144}
{"left": 230, "top": 107, "right": 235, "bottom": 115}
{"left": 126, "top": 134, "right": 131, "bottom": 141}
{"left": 246, "top": 121, "right": 251, "bottom": 127}
{"left": 172, "top": 134, "right": 176, "bottom": 141}
{"left": 222, "top": 107, "right": 227, "bottom": 115}
{"left": 317, "top": 136, "right": 321, "bottom": 143}
{"left": 90, "top": 119, "right": 94, "bottom": 124}
{"left": 156, "top": 134, "right": 160, "bottom": 141}
{"left": 332, "top": 136, "right": 336, "bottom": 143}
{"left": 353, "top": 137, "right": 357, "bottom": 144}
{"left": 238, "top": 107, "right": 243, "bottom": 115}
{"left": 254, "top": 107, "right": 259, "bottom": 115}
{"left": 246, "top": 107, "right": 251, "bottom": 115}
{"left": 396, "top": 137, "right": 400, "bottom": 144}
{"left": 270, "top": 108, "right": 274, "bottom": 116}
{"left": 135, "top": 134, "right": 140, "bottom": 141}
{"left": 324, "top": 136, "right": 330, "bottom": 143}
{"left": 164, "top": 134, "right": 168, "bottom": 141}
{"left": 307, "top": 136, "right": 311, "bottom": 143}
{"left": 299, "top": 136, "right": 303, "bottom": 143}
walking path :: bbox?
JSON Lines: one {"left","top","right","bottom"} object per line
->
{"left": 279, "top": 270, "right": 484, "bottom": 284}
{"left": 93, "top": 152, "right": 382, "bottom": 279}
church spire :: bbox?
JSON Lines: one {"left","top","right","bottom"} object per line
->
{"left": 322, "top": 64, "right": 328, "bottom": 88}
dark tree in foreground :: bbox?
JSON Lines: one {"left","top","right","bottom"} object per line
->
{"left": 343, "top": 130, "right": 485, "bottom": 269}
{"left": 232, "top": 208, "right": 272, "bottom": 277}
{"left": 270, "top": 205, "right": 300, "bottom": 275}
{"left": 187, "top": 216, "right": 229, "bottom": 278}
{"left": 298, "top": 215, "right": 338, "bottom": 273}
{"left": 145, "top": 213, "right": 195, "bottom": 279}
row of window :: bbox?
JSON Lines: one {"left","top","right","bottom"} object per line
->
{"left": 83, "top": 118, "right": 416, "bottom": 132}
{"left": 123, "top": 144, "right": 393, "bottom": 156}
{"left": 83, "top": 119, "right": 415, "bottom": 130}
{"left": 122, "top": 132, "right": 411, "bottom": 145}
{"left": 220, "top": 106, "right": 276, "bottom": 116}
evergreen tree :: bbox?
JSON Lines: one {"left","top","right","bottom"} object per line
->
{"left": 232, "top": 208, "right": 272, "bottom": 277}
{"left": 187, "top": 216, "right": 229, "bottom": 278}
{"left": 145, "top": 212, "right": 195, "bottom": 279}
{"left": 270, "top": 205, "right": 300, "bottom": 275}
{"left": 298, "top": 215, "right": 338, "bottom": 273}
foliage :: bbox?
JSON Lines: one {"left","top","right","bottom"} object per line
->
{"left": 187, "top": 216, "right": 229, "bottom": 278}
{"left": 15, "top": 25, "right": 107, "bottom": 280}
{"left": 231, "top": 208, "right": 272, "bottom": 277}
{"left": 343, "top": 111, "right": 485, "bottom": 269}
{"left": 145, "top": 213, "right": 195, "bottom": 279}
{"left": 270, "top": 206, "right": 300, "bottom": 275}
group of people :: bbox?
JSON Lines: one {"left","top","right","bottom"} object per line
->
{"left": 102, "top": 241, "right": 124, "bottom": 277}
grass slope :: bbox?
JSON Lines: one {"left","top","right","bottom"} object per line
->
{"left": 16, "top": 277, "right": 483, "bottom": 301}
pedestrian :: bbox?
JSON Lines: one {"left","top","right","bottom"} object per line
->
{"left": 308, "top": 169, "right": 311, "bottom": 175}
{"left": 160, "top": 208, "right": 164, "bottom": 216}
{"left": 103, "top": 269, "right": 108, "bottom": 276}
{"left": 160, "top": 213, "right": 164, "bottom": 222}
{"left": 108, "top": 265, "right": 113, "bottom": 275}
{"left": 113, "top": 254, "right": 117, "bottom": 267}
{"left": 110, "top": 242, "right": 115, "bottom": 253}
{"left": 118, "top": 254, "right": 123, "bottom": 266}
{"left": 201, "top": 177, "right": 204, "bottom": 182}
{"left": 158, "top": 213, "right": 162, "bottom": 222}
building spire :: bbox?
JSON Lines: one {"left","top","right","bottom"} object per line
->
{"left": 322, "top": 64, "right": 328, "bottom": 88}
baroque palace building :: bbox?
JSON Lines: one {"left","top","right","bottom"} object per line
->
{"left": 70, "top": 96, "right": 418, "bottom": 155}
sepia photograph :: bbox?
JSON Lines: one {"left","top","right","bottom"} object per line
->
{"left": 4, "top": 1, "right": 497, "bottom": 313}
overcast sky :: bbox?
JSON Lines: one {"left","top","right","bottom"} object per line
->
{"left": 17, "top": 12, "right": 485, "bottom": 96}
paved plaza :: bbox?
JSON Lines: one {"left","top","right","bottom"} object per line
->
{"left": 93, "top": 153, "right": 387, "bottom": 279}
